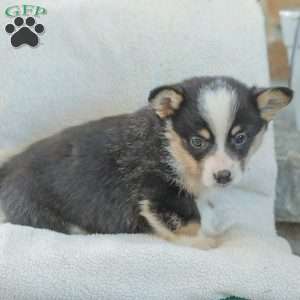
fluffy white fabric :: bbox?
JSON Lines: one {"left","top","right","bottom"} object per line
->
{"left": 0, "top": 223, "right": 299, "bottom": 300}
{"left": 0, "top": 0, "right": 299, "bottom": 299}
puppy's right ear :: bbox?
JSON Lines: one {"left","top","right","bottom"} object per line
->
{"left": 148, "top": 85, "right": 185, "bottom": 119}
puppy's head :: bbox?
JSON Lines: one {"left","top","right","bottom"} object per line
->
{"left": 149, "top": 77, "right": 293, "bottom": 194}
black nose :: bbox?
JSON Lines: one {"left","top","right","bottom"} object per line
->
{"left": 214, "top": 170, "right": 232, "bottom": 185}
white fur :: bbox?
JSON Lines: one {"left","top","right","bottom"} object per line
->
{"left": 68, "top": 224, "right": 88, "bottom": 235}
{"left": 200, "top": 83, "right": 236, "bottom": 150}
{"left": 198, "top": 83, "right": 242, "bottom": 187}
{"left": 202, "top": 152, "right": 242, "bottom": 187}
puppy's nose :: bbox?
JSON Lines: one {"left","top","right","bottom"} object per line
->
{"left": 214, "top": 170, "right": 232, "bottom": 185}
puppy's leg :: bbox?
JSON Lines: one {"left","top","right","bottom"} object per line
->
{"left": 174, "top": 223, "right": 217, "bottom": 250}
{"left": 0, "top": 172, "right": 69, "bottom": 233}
{"left": 174, "top": 230, "right": 217, "bottom": 250}
{"left": 139, "top": 200, "right": 216, "bottom": 250}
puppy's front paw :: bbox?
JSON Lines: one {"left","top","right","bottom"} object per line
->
{"left": 174, "top": 235, "right": 217, "bottom": 250}
{"left": 191, "top": 236, "right": 217, "bottom": 250}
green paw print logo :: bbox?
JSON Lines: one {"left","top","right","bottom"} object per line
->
{"left": 4, "top": 5, "right": 47, "bottom": 48}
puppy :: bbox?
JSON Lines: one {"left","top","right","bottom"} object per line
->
{"left": 0, "top": 76, "right": 293, "bottom": 249}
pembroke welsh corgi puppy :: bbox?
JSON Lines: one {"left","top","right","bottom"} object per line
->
{"left": 0, "top": 76, "right": 293, "bottom": 249}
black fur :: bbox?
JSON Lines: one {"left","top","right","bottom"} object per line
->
{"left": 0, "top": 107, "right": 199, "bottom": 233}
{"left": 0, "top": 76, "right": 292, "bottom": 235}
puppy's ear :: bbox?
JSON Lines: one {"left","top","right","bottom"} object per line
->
{"left": 252, "top": 87, "right": 293, "bottom": 122}
{"left": 148, "top": 85, "right": 185, "bottom": 119}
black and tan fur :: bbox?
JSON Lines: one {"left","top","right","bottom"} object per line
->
{"left": 0, "top": 76, "right": 293, "bottom": 249}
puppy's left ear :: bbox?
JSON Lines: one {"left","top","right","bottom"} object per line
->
{"left": 148, "top": 85, "right": 185, "bottom": 119}
{"left": 252, "top": 87, "right": 293, "bottom": 122}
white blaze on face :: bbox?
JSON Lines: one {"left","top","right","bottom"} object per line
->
{"left": 198, "top": 83, "right": 242, "bottom": 187}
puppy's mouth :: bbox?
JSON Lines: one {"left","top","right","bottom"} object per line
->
{"left": 215, "top": 181, "right": 232, "bottom": 188}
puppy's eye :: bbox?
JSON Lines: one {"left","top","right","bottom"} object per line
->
{"left": 190, "top": 136, "right": 208, "bottom": 150}
{"left": 232, "top": 132, "right": 247, "bottom": 146}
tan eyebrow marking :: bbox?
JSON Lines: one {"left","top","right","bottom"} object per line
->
{"left": 231, "top": 125, "right": 242, "bottom": 136}
{"left": 198, "top": 128, "right": 211, "bottom": 140}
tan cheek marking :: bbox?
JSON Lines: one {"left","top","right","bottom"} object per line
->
{"left": 198, "top": 128, "right": 210, "bottom": 140}
{"left": 231, "top": 125, "right": 241, "bottom": 136}
{"left": 166, "top": 128, "right": 199, "bottom": 176}
{"left": 165, "top": 126, "right": 203, "bottom": 195}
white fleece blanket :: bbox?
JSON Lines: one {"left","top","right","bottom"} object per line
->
{"left": 0, "top": 0, "right": 300, "bottom": 299}
{"left": 0, "top": 223, "right": 299, "bottom": 300}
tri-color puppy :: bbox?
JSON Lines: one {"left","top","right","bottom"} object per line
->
{"left": 0, "top": 76, "right": 293, "bottom": 249}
